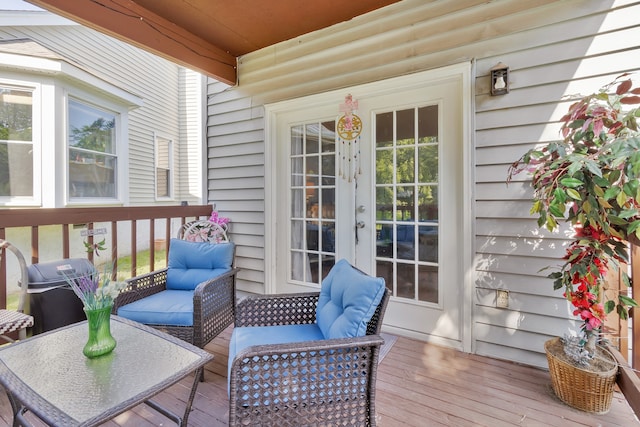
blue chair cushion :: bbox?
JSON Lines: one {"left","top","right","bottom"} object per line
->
{"left": 315, "top": 259, "right": 385, "bottom": 339}
{"left": 117, "top": 290, "right": 194, "bottom": 326}
{"left": 228, "top": 323, "right": 324, "bottom": 393}
{"left": 166, "top": 238, "right": 234, "bottom": 290}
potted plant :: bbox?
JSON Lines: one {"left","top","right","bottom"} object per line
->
{"left": 508, "top": 73, "right": 640, "bottom": 413}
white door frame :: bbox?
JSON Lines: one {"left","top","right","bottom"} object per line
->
{"left": 264, "top": 62, "right": 474, "bottom": 353}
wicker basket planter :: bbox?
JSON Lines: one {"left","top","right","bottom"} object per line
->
{"left": 545, "top": 337, "right": 618, "bottom": 414}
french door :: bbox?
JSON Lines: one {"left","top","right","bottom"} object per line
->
{"left": 268, "top": 64, "right": 470, "bottom": 348}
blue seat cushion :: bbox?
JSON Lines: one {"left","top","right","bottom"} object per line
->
{"left": 228, "top": 323, "right": 324, "bottom": 393}
{"left": 166, "top": 238, "right": 234, "bottom": 290}
{"left": 316, "top": 259, "right": 385, "bottom": 339}
{"left": 117, "top": 290, "right": 194, "bottom": 326}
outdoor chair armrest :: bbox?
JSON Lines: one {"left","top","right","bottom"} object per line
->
{"left": 112, "top": 268, "right": 169, "bottom": 313}
{"left": 229, "top": 334, "right": 385, "bottom": 427}
{"left": 234, "top": 292, "right": 320, "bottom": 327}
{"left": 192, "top": 268, "right": 239, "bottom": 348}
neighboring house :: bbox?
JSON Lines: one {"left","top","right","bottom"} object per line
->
{"left": 0, "top": 4, "right": 205, "bottom": 288}
{"left": 205, "top": 0, "right": 640, "bottom": 369}
{"left": 0, "top": 5, "right": 205, "bottom": 262}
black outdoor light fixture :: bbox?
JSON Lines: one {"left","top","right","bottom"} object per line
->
{"left": 490, "top": 62, "right": 509, "bottom": 96}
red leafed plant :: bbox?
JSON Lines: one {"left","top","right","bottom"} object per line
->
{"left": 508, "top": 74, "right": 640, "bottom": 361}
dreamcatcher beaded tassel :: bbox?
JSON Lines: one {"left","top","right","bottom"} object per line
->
{"left": 337, "top": 94, "right": 363, "bottom": 182}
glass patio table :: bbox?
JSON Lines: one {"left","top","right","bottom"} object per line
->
{"left": 0, "top": 316, "right": 213, "bottom": 426}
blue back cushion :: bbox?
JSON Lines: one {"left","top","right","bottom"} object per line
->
{"left": 316, "top": 259, "right": 385, "bottom": 339}
{"left": 166, "top": 238, "right": 234, "bottom": 290}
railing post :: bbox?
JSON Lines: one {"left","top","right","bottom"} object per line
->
{"left": 111, "top": 221, "right": 118, "bottom": 281}
{"left": 131, "top": 220, "right": 137, "bottom": 277}
{"left": 30, "top": 226, "right": 38, "bottom": 265}
{"left": 0, "top": 244, "right": 6, "bottom": 309}
{"left": 149, "top": 219, "right": 155, "bottom": 273}
{"left": 87, "top": 223, "right": 94, "bottom": 264}
{"left": 632, "top": 245, "right": 640, "bottom": 373}
{"left": 165, "top": 218, "right": 171, "bottom": 264}
{"left": 62, "top": 224, "right": 70, "bottom": 258}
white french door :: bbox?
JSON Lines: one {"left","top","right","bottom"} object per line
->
{"left": 267, "top": 64, "right": 470, "bottom": 349}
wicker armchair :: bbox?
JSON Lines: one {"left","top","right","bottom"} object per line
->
{"left": 228, "top": 260, "right": 390, "bottom": 426}
{"left": 0, "top": 240, "right": 34, "bottom": 343}
{"left": 113, "top": 239, "right": 238, "bottom": 350}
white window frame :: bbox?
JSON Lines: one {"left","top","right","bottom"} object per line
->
{"left": 154, "top": 133, "right": 174, "bottom": 200}
{"left": 0, "top": 47, "right": 140, "bottom": 209}
{"left": 64, "top": 91, "right": 128, "bottom": 206}
{"left": 0, "top": 77, "right": 42, "bottom": 207}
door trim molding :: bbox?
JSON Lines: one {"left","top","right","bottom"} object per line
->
{"left": 265, "top": 62, "right": 474, "bottom": 353}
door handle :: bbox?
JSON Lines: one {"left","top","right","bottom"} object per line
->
{"left": 355, "top": 221, "right": 365, "bottom": 244}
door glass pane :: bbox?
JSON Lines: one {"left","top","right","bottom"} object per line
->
{"left": 291, "top": 125, "right": 303, "bottom": 155}
{"left": 375, "top": 105, "right": 439, "bottom": 303}
{"left": 291, "top": 157, "right": 303, "bottom": 187}
{"left": 376, "top": 187, "right": 394, "bottom": 221}
{"left": 396, "top": 224, "right": 414, "bottom": 260}
{"left": 321, "top": 121, "right": 335, "bottom": 153}
{"left": 418, "top": 105, "right": 438, "bottom": 142}
{"left": 418, "top": 265, "right": 438, "bottom": 303}
{"left": 396, "top": 186, "right": 414, "bottom": 221}
{"left": 306, "top": 155, "right": 319, "bottom": 187}
{"left": 376, "top": 223, "right": 393, "bottom": 258}
{"left": 305, "top": 123, "right": 319, "bottom": 154}
{"left": 396, "top": 147, "right": 414, "bottom": 183}
{"left": 291, "top": 220, "right": 304, "bottom": 250}
{"left": 375, "top": 112, "right": 393, "bottom": 148}
{"left": 321, "top": 188, "right": 335, "bottom": 220}
{"left": 376, "top": 148, "right": 393, "bottom": 185}
{"left": 397, "top": 263, "right": 415, "bottom": 299}
{"left": 322, "top": 154, "right": 335, "bottom": 186}
{"left": 418, "top": 185, "right": 438, "bottom": 221}
{"left": 290, "top": 120, "right": 336, "bottom": 286}
{"left": 418, "top": 145, "right": 438, "bottom": 182}
{"left": 396, "top": 109, "right": 415, "bottom": 145}
{"left": 376, "top": 260, "right": 394, "bottom": 294}
{"left": 291, "top": 189, "right": 304, "bottom": 216}
{"left": 418, "top": 225, "right": 438, "bottom": 263}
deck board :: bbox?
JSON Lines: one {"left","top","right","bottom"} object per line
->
{"left": 1, "top": 326, "right": 638, "bottom": 426}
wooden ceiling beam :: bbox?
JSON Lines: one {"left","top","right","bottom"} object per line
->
{"left": 27, "top": 0, "right": 237, "bottom": 84}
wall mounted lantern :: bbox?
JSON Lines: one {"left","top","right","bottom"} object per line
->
{"left": 490, "top": 62, "right": 509, "bottom": 96}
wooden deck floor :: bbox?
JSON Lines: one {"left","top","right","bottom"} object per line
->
{"left": 1, "top": 326, "right": 638, "bottom": 426}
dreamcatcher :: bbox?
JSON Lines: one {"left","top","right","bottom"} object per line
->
{"left": 337, "top": 94, "right": 362, "bottom": 182}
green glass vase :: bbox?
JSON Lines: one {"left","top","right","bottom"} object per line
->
{"left": 83, "top": 305, "right": 116, "bottom": 358}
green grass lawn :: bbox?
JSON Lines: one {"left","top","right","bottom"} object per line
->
{"left": 96, "top": 248, "right": 168, "bottom": 281}
{"left": 6, "top": 248, "right": 167, "bottom": 310}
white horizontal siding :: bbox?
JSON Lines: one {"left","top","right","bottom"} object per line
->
{"left": 476, "top": 218, "right": 573, "bottom": 239}
{"left": 474, "top": 0, "right": 640, "bottom": 367}
{"left": 476, "top": 271, "right": 562, "bottom": 298}
{"left": 205, "top": 75, "right": 265, "bottom": 287}
{"left": 476, "top": 236, "right": 568, "bottom": 259}
{"left": 206, "top": 0, "right": 640, "bottom": 367}
{"left": 179, "top": 69, "right": 204, "bottom": 204}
